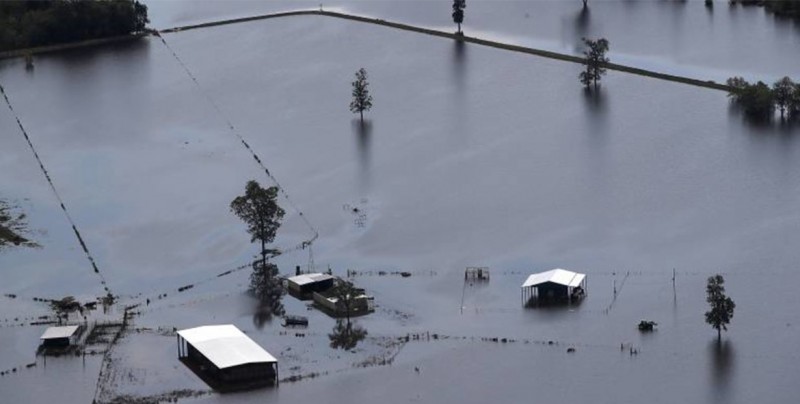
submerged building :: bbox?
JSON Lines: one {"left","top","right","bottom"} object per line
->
{"left": 177, "top": 324, "right": 278, "bottom": 389}
{"left": 40, "top": 325, "right": 81, "bottom": 347}
{"left": 286, "top": 272, "right": 335, "bottom": 299}
{"left": 521, "top": 268, "right": 587, "bottom": 304}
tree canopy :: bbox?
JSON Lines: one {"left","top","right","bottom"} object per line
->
{"left": 452, "top": 0, "right": 466, "bottom": 34}
{"left": 705, "top": 274, "right": 736, "bottom": 341}
{"left": 726, "top": 76, "right": 800, "bottom": 122}
{"left": 0, "top": 0, "right": 149, "bottom": 52}
{"left": 230, "top": 180, "right": 285, "bottom": 266}
{"left": 579, "top": 37, "right": 610, "bottom": 89}
{"left": 350, "top": 68, "right": 374, "bottom": 122}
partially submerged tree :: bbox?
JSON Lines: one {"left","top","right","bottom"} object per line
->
{"left": 579, "top": 37, "right": 609, "bottom": 89}
{"left": 330, "top": 280, "right": 360, "bottom": 327}
{"left": 350, "top": 68, "right": 373, "bottom": 123}
{"left": 773, "top": 76, "right": 795, "bottom": 119}
{"left": 0, "top": 198, "right": 38, "bottom": 249}
{"left": 50, "top": 296, "right": 82, "bottom": 323}
{"left": 705, "top": 274, "right": 736, "bottom": 342}
{"left": 452, "top": 0, "right": 466, "bottom": 34}
{"left": 729, "top": 79, "right": 774, "bottom": 121}
{"left": 230, "top": 180, "right": 285, "bottom": 268}
{"left": 791, "top": 83, "right": 800, "bottom": 119}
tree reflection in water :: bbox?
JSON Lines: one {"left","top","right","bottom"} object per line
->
{"left": 328, "top": 319, "right": 368, "bottom": 350}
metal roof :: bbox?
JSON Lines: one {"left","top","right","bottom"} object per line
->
{"left": 177, "top": 325, "right": 277, "bottom": 369}
{"left": 521, "top": 269, "right": 586, "bottom": 288}
{"left": 287, "top": 273, "right": 334, "bottom": 286}
{"left": 40, "top": 325, "right": 80, "bottom": 340}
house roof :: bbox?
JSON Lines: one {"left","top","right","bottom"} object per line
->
{"left": 40, "top": 325, "right": 80, "bottom": 340}
{"left": 521, "top": 269, "right": 586, "bottom": 289}
{"left": 177, "top": 325, "right": 277, "bottom": 369}
{"left": 287, "top": 272, "right": 334, "bottom": 286}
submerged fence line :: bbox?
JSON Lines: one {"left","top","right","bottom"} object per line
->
{"left": 0, "top": 84, "right": 113, "bottom": 297}
{"left": 1, "top": 9, "right": 733, "bottom": 92}
{"left": 157, "top": 9, "right": 732, "bottom": 92}
{"left": 153, "top": 32, "right": 319, "bottom": 252}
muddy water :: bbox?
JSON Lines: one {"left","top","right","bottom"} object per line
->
{"left": 1, "top": 8, "right": 799, "bottom": 404}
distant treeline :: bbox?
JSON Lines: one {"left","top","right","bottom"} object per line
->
{"left": 726, "top": 76, "right": 800, "bottom": 121}
{"left": 0, "top": 0, "right": 148, "bottom": 52}
{"left": 731, "top": 0, "right": 800, "bottom": 19}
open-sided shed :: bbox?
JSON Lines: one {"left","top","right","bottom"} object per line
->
{"left": 521, "top": 268, "right": 587, "bottom": 304}
{"left": 40, "top": 325, "right": 80, "bottom": 347}
{"left": 177, "top": 325, "right": 278, "bottom": 388}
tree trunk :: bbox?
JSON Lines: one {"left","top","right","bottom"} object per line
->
{"left": 717, "top": 327, "right": 721, "bottom": 342}
{"left": 360, "top": 110, "right": 363, "bottom": 123}
{"left": 260, "top": 235, "right": 267, "bottom": 273}
{"left": 458, "top": 23, "right": 461, "bottom": 34}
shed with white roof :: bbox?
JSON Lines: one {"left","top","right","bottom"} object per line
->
{"left": 177, "top": 324, "right": 278, "bottom": 388}
{"left": 521, "top": 268, "right": 587, "bottom": 304}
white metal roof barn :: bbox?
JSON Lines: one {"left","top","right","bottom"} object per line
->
{"left": 521, "top": 268, "right": 587, "bottom": 304}
{"left": 177, "top": 324, "right": 278, "bottom": 389}
{"left": 40, "top": 325, "right": 80, "bottom": 341}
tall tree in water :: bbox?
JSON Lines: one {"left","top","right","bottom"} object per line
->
{"left": 579, "top": 37, "right": 609, "bottom": 89}
{"left": 452, "top": 0, "right": 466, "bottom": 34}
{"left": 705, "top": 274, "right": 736, "bottom": 342}
{"left": 772, "top": 76, "right": 795, "bottom": 119}
{"left": 350, "top": 68, "right": 373, "bottom": 123}
{"left": 230, "top": 180, "right": 285, "bottom": 269}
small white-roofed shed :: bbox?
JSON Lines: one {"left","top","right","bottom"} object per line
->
{"left": 521, "top": 268, "right": 587, "bottom": 304}
{"left": 177, "top": 325, "right": 278, "bottom": 388}
{"left": 40, "top": 325, "right": 80, "bottom": 347}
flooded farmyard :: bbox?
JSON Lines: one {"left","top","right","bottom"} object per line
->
{"left": 1, "top": 1, "right": 799, "bottom": 403}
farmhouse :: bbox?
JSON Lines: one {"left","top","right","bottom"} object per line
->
{"left": 521, "top": 268, "right": 587, "bottom": 304}
{"left": 176, "top": 325, "right": 278, "bottom": 389}
{"left": 286, "top": 272, "right": 335, "bottom": 299}
{"left": 40, "top": 325, "right": 80, "bottom": 347}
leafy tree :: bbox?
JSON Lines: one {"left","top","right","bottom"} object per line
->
{"left": 0, "top": 198, "right": 37, "bottom": 249}
{"left": 452, "top": 0, "right": 466, "bottom": 34}
{"left": 330, "top": 280, "right": 360, "bottom": 326}
{"left": 50, "top": 296, "right": 82, "bottom": 323}
{"left": 0, "top": 0, "right": 149, "bottom": 52}
{"left": 250, "top": 261, "right": 285, "bottom": 320}
{"left": 726, "top": 77, "right": 776, "bottom": 121}
{"left": 230, "top": 180, "right": 285, "bottom": 269}
{"left": 579, "top": 37, "right": 610, "bottom": 89}
{"left": 705, "top": 274, "right": 736, "bottom": 342}
{"left": 740, "top": 81, "right": 775, "bottom": 121}
{"left": 773, "top": 76, "right": 795, "bottom": 119}
{"left": 726, "top": 76, "right": 748, "bottom": 98}
{"left": 350, "top": 68, "right": 374, "bottom": 123}
{"left": 791, "top": 83, "right": 800, "bottom": 119}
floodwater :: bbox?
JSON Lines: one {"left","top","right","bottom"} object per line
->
{"left": 1, "top": 3, "right": 800, "bottom": 404}
{"left": 141, "top": 0, "right": 800, "bottom": 82}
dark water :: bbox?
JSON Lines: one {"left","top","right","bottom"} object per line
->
{"left": 1, "top": 5, "right": 799, "bottom": 404}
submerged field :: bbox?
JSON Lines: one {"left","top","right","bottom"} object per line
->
{"left": 1, "top": 6, "right": 800, "bottom": 404}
